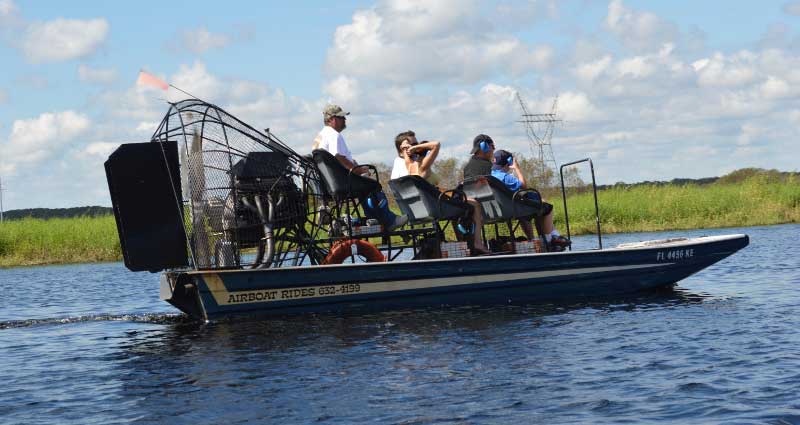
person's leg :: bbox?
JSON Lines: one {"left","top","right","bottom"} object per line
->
{"left": 519, "top": 219, "right": 535, "bottom": 240}
{"left": 360, "top": 191, "right": 392, "bottom": 223}
{"left": 467, "top": 199, "right": 489, "bottom": 254}
{"left": 535, "top": 211, "right": 555, "bottom": 237}
{"left": 360, "top": 191, "right": 407, "bottom": 229}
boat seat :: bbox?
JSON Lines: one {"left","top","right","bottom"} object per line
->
{"left": 388, "top": 175, "right": 472, "bottom": 225}
{"left": 460, "top": 175, "right": 545, "bottom": 223}
{"left": 310, "top": 148, "right": 386, "bottom": 238}
{"left": 311, "top": 149, "right": 381, "bottom": 201}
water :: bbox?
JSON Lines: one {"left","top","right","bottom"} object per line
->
{"left": 1, "top": 224, "right": 798, "bottom": 424}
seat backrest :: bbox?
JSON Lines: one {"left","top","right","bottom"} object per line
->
{"left": 311, "top": 149, "right": 383, "bottom": 201}
{"left": 462, "top": 176, "right": 540, "bottom": 222}
{"left": 388, "top": 175, "right": 470, "bottom": 224}
{"left": 388, "top": 176, "right": 440, "bottom": 223}
{"left": 311, "top": 149, "right": 350, "bottom": 197}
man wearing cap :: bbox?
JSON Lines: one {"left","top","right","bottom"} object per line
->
{"left": 313, "top": 104, "right": 360, "bottom": 172}
{"left": 313, "top": 104, "right": 408, "bottom": 230}
{"left": 491, "top": 149, "right": 571, "bottom": 250}
{"left": 463, "top": 134, "right": 495, "bottom": 180}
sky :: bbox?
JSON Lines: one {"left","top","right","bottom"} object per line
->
{"left": 0, "top": 0, "right": 799, "bottom": 210}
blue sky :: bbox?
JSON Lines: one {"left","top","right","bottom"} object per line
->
{"left": 1, "top": 0, "right": 799, "bottom": 209}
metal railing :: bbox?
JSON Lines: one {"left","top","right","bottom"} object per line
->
{"left": 559, "top": 158, "right": 602, "bottom": 250}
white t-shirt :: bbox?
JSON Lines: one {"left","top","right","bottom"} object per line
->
{"left": 391, "top": 157, "right": 408, "bottom": 179}
{"left": 313, "top": 126, "right": 353, "bottom": 161}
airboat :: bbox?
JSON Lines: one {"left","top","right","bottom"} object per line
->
{"left": 104, "top": 100, "right": 748, "bottom": 321}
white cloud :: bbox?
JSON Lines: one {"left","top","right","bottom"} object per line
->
{"left": 135, "top": 121, "right": 159, "bottom": 133}
{"left": 736, "top": 123, "right": 760, "bottom": 146}
{"left": 616, "top": 56, "right": 655, "bottom": 78}
{"left": 572, "top": 44, "right": 692, "bottom": 100}
{"left": 78, "top": 64, "right": 117, "bottom": 84}
{"left": 83, "top": 142, "right": 121, "bottom": 157}
{"left": 789, "top": 109, "right": 800, "bottom": 125}
{"left": 575, "top": 55, "right": 612, "bottom": 82}
{"left": 10, "top": 1, "right": 800, "bottom": 209}
{"left": 494, "top": 0, "right": 558, "bottom": 30}
{"left": 323, "top": 75, "right": 361, "bottom": 106}
{"left": 0, "top": 111, "right": 90, "bottom": 174}
{"left": 782, "top": 1, "right": 800, "bottom": 16}
{"left": 605, "top": 0, "right": 677, "bottom": 51}
{"left": 326, "top": 1, "right": 553, "bottom": 84}
{"left": 760, "top": 76, "right": 790, "bottom": 99}
{"left": 693, "top": 52, "right": 757, "bottom": 87}
{"left": 0, "top": 0, "right": 20, "bottom": 29}
{"left": 169, "top": 61, "right": 222, "bottom": 101}
{"left": 0, "top": 0, "right": 16, "bottom": 15}
{"left": 22, "top": 18, "right": 109, "bottom": 63}
{"left": 178, "top": 27, "right": 230, "bottom": 54}
{"left": 556, "top": 91, "right": 600, "bottom": 122}
{"left": 674, "top": 145, "right": 718, "bottom": 158}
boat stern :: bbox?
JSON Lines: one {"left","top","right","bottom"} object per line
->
{"left": 160, "top": 272, "right": 207, "bottom": 321}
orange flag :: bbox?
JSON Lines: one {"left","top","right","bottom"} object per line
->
{"left": 136, "top": 70, "right": 169, "bottom": 90}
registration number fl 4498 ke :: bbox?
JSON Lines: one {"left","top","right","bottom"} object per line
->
{"left": 657, "top": 249, "right": 694, "bottom": 261}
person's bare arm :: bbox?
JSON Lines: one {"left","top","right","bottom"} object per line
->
{"left": 512, "top": 163, "right": 527, "bottom": 188}
{"left": 411, "top": 141, "right": 440, "bottom": 175}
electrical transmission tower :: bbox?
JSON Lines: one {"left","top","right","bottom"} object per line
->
{"left": 516, "top": 92, "right": 561, "bottom": 186}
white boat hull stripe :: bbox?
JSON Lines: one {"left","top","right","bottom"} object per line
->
{"left": 202, "top": 263, "right": 675, "bottom": 306}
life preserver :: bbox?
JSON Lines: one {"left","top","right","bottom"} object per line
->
{"left": 322, "top": 239, "right": 385, "bottom": 264}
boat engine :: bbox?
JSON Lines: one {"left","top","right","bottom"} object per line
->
{"left": 224, "top": 151, "right": 304, "bottom": 268}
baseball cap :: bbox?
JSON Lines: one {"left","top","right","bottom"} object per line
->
{"left": 492, "top": 149, "right": 512, "bottom": 169}
{"left": 471, "top": 134, "right": 494, "bottom": 154}
{"left": 323, "top": 104, "right": 349, "bottom": 119}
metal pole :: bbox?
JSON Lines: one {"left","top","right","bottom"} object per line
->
{"left": 589, "top": 160, "right": 602, "bottom": 250}
{"left": 560, "top": 158, "right": 603, "bottom": 251}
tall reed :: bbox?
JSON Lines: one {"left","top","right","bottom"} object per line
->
{"left": 554, "top": 174, "right": 800, "bottom": 234}
{"left": 0, "top": 215, "right": 121, "bottom": 267}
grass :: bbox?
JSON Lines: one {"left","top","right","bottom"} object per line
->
{"left": 0, "top": 215, "right": 121, "bottom": 268}
{"left": 1, "top": 174, "right": 798, "bottom": 267}
{"left": 553, "top": 174, "right": 800, "bottom": 235}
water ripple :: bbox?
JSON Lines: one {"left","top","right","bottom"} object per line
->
{"left": 0, "top": 313, "right": 189, "bottom": 329}
{"left": 0, "top": 225, "right": 799, "bottom": 424}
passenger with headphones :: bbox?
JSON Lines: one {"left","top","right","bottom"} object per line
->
{"left": 491, "top": 149, "right": 571, "bottom": 251}
{"left": 463, "top": 134, "right": 495, "bottom": 180}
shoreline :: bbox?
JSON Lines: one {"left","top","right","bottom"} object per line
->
{"left": 1, "top": 221, "right": 795, "bottom": 269}
{"left": 2, "top": 175, "right": 798, "bottom": 269}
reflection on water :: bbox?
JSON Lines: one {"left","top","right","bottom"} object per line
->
{"left": 1, "top": 224, "right": 799, "bottom": 424}
{"left": 124, "top": 286, "right": 707, "bottom": 356}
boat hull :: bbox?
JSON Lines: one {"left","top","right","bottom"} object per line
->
{"left": 160, "top": 234, "right": 749, "bottom": 321}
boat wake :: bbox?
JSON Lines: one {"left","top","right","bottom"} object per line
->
{"left": 0, "top": 313, "right": 189, "bottom": 330}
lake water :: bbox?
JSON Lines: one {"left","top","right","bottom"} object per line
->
{"left": 1, "top": 224, "right": 798, "bottom": 424}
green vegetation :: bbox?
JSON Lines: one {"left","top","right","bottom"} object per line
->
{"left": 0, "top": 215, "right": 121, "bottom": 268}
{"left": 1, "top": 171, "right": 798, "bottom": 268}
{"left": 555, "top": 173, "right": 800, "bottom": 235}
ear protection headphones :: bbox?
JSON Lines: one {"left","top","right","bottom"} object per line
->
{"left": 507, "top": 155, "right": 513, "bottom": 166}
{"left": 479, "top": 140, "right": 491, "bottom": 153}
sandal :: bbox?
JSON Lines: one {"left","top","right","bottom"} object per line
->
{"left": 548, "top": 236, "right": 571, "bottom": 251}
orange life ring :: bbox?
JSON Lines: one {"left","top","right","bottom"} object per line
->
{"left": 323, "top": 239, "right": 385, "bottom": 264}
